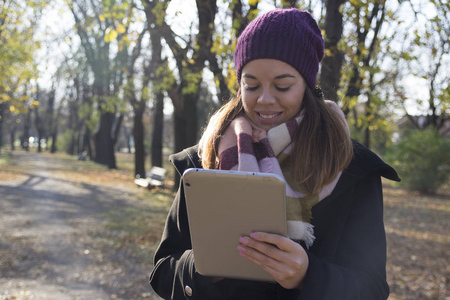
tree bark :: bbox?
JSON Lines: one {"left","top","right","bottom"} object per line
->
{"left": 0, "top": 102, "right": 4, "bottom": 152}
{"left": 320, "top": 0, "right": 346, "bottom": 102}
{"left": 151, "top": 92, "right": 164, "bottom": 168}
{"left": 10, "top": 127, "right": 16, "bottom": 151}
{"left": 94, "top": 110, "right": 117, "bottom": 169}
{"left": 133, "top": 107, "right": 146, "bottom": 178}
{"left": 22, "top": 110, "right": 31, "bottom": 151}
{"left": 148, "top": 15, "right": 165, "bottom": 168}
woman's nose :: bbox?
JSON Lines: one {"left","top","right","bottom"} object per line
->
{"left": 257, "top": 88, "right": 276, "bottom": 105}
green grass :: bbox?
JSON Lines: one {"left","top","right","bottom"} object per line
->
{"left": 0, "top": 152, "right": 12, "bottom": 166}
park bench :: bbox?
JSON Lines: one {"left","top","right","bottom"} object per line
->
{"left": 134, "top": 166, "right": 167, "bottom": 189}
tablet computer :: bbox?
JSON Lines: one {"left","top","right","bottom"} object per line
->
{"left": 182, "top": 168, "right": 287, "bottom": 282}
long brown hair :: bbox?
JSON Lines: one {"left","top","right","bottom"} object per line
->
{"left": 198, "top": 87, "right": 353, "bottom": 195}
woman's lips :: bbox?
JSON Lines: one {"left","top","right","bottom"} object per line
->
{"left": 258, "top": 112, "right": 281, "bottom": 119}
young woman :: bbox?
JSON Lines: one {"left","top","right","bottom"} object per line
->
{"left": 149, "top": 8, "right": 400, "bottom": 300}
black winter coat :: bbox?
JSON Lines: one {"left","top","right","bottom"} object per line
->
{"left": 149, "top": 141, "right": 400, "bottom": 300}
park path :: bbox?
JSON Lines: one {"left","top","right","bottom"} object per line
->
{"left": 0, "top": 152, "right": 161, "bottom": 300}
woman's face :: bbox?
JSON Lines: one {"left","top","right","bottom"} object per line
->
{"left": 240, "top": 59, "right": 306, "bottom": 131}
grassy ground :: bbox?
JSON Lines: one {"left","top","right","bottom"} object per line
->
{"left": 384, "top": 186, "right": 449, "bottom": 300}
{"left": 0, "top": 149, "right": 448, "bottom": 299}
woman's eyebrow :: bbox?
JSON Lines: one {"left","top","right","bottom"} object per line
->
{"left": 242, "top": 73, "right": 257, "bottom": 79}
{"left": 242, "top": 73, "right": 296, "bottom": 79}
{"left": 274, "top": 74, "right": 296, "bottom": 79}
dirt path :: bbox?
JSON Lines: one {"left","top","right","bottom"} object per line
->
{"left": 0, "top": 152, "right": 162, "bottom": 300}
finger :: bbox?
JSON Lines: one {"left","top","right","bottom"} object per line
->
{"left": 249, "top": 232, "right": 298, "bottom": 253}
{"left": 239, "top": 236, "right": 288, "bottom": 263}
{"left": 238, "top": 239, "right": 309, "bottom": 290}
{"left": 238, "top": 243, "right": 305, "bottom": 287}
{"left": 237, "top": 244, "right": 284, "bottom": 274}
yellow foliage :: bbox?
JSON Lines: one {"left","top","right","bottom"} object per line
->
{"left": 104, "top": 27, "right": 118, "bottom": 42}
{"left": 116, "top": 23, "right": 126, "bottom": 34}
{"left": 1, "top": 94, "right": 11, "bottom": 102}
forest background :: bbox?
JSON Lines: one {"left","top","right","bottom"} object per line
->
{"left": 0, "top": 0, "right": 449, "bottom": 193}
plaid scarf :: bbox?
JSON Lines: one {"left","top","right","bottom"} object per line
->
{"left": 217, "top": 101, "right": 346, "bottom": 248}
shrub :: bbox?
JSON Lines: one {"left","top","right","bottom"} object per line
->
{"left": 386, "top": 128, "right": 450, "bottom": 194}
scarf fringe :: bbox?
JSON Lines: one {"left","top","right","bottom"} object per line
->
{"left": 287, "top": 221, "right": 315, "bottom": 249}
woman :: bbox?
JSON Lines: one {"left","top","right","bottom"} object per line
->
{"left": 149, "top": 8, "right": 400, "bottom": 300}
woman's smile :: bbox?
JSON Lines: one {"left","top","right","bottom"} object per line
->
{"left": 258, "top": 112, "right": 281, "bottom": 119}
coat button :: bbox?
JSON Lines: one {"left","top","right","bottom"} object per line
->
{"left": 185, "top": 285, "right": 193, "bottom": 297}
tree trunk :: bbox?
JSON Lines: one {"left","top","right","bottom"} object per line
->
{"left": 320, "top": 0, "right": 346, "bottom": 102}
{"left": 94, "top": 111, "right": 117, "bottom": 169}
{"left": 50, "top": 126, "right": 57, "bottom": 153}
{"left": 172, "top": 93, "right": 198, "bottom": 154}
{"left": 10, "top": 127, "right": 16, "bottom": 151}
{"left": 37, "top": 128, "right": 43, "bottom": 153}
{"left": 22, "top": 110, "right": 31, "bottom": 151}
{"left": 82, "top": 128, "right": 92, "bottom": 159}
{"left": 148, "top": 15, "right": 164, "bottom": 169}
{"left": 171, "top": 92, "right": 198, "bottom": 189}
{"left": 364, "top": 95, "right": 371, "bottom": 148}
{"left": 0, "top": 102, "right": 4, "bottom": 152}
{"left": 151, "top": 92, "right": 164, "bottom": 168}
{"left": 133, "top": 105, "right": 146, "bottom": 178}
{"left": 34, "top": 104, "right": 44, "bottom": 153}
{"left": 69, "top": 129, "right": 76, "bottom": 155}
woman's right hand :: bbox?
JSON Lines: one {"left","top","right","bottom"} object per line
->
{"left": 237, "top": 232, "right": 309, "bottom": 290}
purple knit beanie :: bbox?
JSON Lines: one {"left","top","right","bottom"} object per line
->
{"left": 235, "top": 8, "right": 324, "bottom": 90}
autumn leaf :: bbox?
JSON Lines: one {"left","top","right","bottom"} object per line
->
{"left": 116, "top": 23, "right": 126, "bottom": 34}
{"left": 104, "top": 27, "right": 118, "bottom": 42}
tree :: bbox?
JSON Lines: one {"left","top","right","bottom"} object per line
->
{"left": 208, "top": 0, "right": 261, "bottom": 104}
{"left": 392, "top": 0, "right": 449, "bottom": 131}
{"left": 319, "top": 0, "right": 347, "bottom": 102}
{"left": 33, "top": 87, "right": 46, "bottom": 152}
{"left": 147, "top": 19, "right": 165, "bottom": 168}
{"left": 143, "top": 0, "right": 263, "bottom": 187}
{"left": 67, "top": 0, "right": 135, "bottom": 168}
{"left": 338, "top": 0, "right": 398, "bottom": 149}
{"left": 46, "top": 89, "right": 58, "bottom": 153}
{"left": 143, "top": 0, "right": 217, "bottom": 155}
{"left": 0, "top": 0, "right": 46, "bottom": 151}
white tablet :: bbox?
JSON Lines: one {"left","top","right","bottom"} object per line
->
{"left": 182, "top": 168, "right": 287, "bottom": 282}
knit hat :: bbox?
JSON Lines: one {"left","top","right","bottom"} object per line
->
{"left": 235, "top": 8, "right": 325, "bottom": 90}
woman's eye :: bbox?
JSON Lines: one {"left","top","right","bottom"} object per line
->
{"left": 276, "top": 86, "right": 290, "bottom": 92}
{"left": 245, "top": 85, "right": 259, "bottom": 91}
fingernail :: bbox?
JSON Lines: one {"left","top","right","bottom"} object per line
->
{"left": 250, "top": 232, "right": 258, "bottom": 239}
{"left": 237, "top": 245, "right": 246, "bottom": 252}
{"left": 239, "top": 237, "right": 249, "bottom": 244}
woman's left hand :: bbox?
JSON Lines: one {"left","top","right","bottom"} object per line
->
{"left": 237, "top": 232, "right": 309, "bottom": 290}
